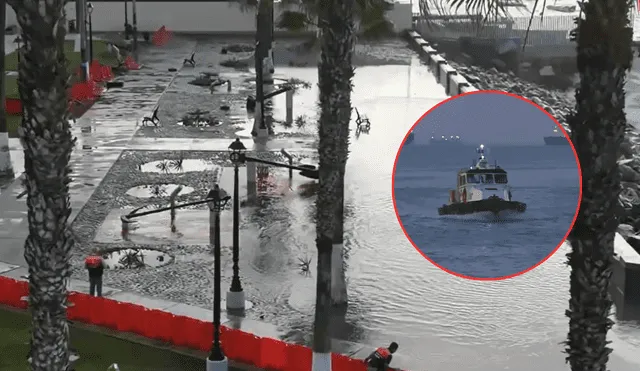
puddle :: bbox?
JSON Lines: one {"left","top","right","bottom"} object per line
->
{"left": 101, "top": 248, "right": 173, "bottom": 269}
{"left": 140, "top": 159, "right": 219, "bottom": 174}
{"left": 126, "top": 184, "right": 195, "bottom": 198}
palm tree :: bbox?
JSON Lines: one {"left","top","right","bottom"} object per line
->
{"left": 311, "top": 0, "right": 357, "bottom": 369}
{"left": 7, "top": 0, "right": 75, "bottom": 369}
{"left": 238, "top": 0, "right": 394, "bottom": 308}
{"left": 0, "top": 0, "right": 14, "bottom": 181}
{"left": 563, "top": 1, "right": 632, "bottom": 369}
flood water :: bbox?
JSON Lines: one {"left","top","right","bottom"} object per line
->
{"left": 235, "top": 60, "right": 640, "bottom": 371}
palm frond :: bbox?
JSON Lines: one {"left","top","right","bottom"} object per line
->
{"left": 448, "top": 0, "right": 509, "bottom": 22}
{"left": 355, "top": 0, "right": 395, "bottom": 13}
{"left": 522, "top": 0, "right": 547, "bottom": 50}
{"left": 235, "top": 0, "right": 259, "bottom": 12}
{"left": 277, "top": 10, "right": 313, "bottom": 30}
{"left": 279, "top": 0, "right": 319, "bottom": 23}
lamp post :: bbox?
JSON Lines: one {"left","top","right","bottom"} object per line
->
{"left": 78, "top": 0, "right": 89, "bottom": 81}
{"left": 13, "top": 37, "right": 21, "bottom": 63}
{"left": 207, "top": 185, "right": 231, "bottom": 371}
{"left": 132, "top": 0, "right": 139, "bottom": 61}
{"left": 124, "top": 0, "right": 129, "bottom": 39}
{"left": 87, "top": 3, "right": 94, "bottom": 62}
{"left": 227, "top": 139, "right": 247, "bottom": 311}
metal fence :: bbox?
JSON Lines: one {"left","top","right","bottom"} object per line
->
{"left": 414, "top": 14, "right": 578, "bottom": 46}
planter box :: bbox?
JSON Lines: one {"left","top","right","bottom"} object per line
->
{"left": 610, "top": 233, "right": 640, "bottom": 321}
{"left": 6, "top": 98, "right": 22, "bottom": 115}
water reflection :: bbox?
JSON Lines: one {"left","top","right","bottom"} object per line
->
{"left": 139, "top": 159, "right": 219, "bottom": 174}
{"left": 125, "top": 184, "right": 194, "bottom": 198}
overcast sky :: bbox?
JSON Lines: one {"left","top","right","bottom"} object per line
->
{"left": 412, "top": 93, "right": 562, "bottom": 146}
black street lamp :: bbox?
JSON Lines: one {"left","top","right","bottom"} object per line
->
{"left": 13, "top": 36, "right": 22, "bottom": 64}
{"left": 206, "top": 185, "right": 231, "bottom": 371}
{"left": 124, "top": 0, "right": 130, "bottom": 40}
{"left": 87, "top": 3, "right": 94, "bottom": 62}
{"left": 227, "top": 139, "right": 247, "bottom": 310}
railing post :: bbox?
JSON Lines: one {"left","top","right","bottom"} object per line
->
{"left": 169, "top": 185, "right": 183, "bottom": 232}
{"left": 285, "top": 89, "right": 293, "bottom": 125}
{"left": 280, "top": 149, "right": 293, "bottom": 180}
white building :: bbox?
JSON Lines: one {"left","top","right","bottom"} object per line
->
{"left": 5, "top": 1, "right": 412, "bottom": 34}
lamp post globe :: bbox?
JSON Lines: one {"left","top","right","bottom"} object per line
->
{"left": 227, "top": 138, "right": 246, "bottom": 310}
{"left": 14, "top": 37, "right": 22, "bottom": 63}
{"left": 228, "top": 138, "right": 247, "bottom": 165}
{"left": 206, "top": 185, "right": 230, "bottom": 371}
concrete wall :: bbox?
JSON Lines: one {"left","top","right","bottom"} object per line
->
{"left": 406, "top": 30, "right": 477, "bottom": 96}
{"left": 611, "top": 233, "right": 640, "bottom": 321}
{"left": 5, "top": 2, "right": 412, "bottom": 34}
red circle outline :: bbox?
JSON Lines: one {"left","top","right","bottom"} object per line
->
{"left": 391, "top": 90, "right": 583, "bottom": 281}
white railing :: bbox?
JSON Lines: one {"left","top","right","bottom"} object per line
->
{"left": 414, "top": 15, "right": 577, "bottom": 46}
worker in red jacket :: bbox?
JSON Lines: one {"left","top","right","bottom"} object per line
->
{"left": 365, "top": 342, "right": 398, "bottom": 371}
{"left": 84, "top": 251, "right": 105, "bottom": 297}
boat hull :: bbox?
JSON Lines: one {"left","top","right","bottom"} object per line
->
{"left": 438, "top": 197, "right": 526, "bottom": 219}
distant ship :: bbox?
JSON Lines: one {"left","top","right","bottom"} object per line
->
{"left": 544, "top": 127, "right": 569, "bottom": 146}
{"left": 405, "top": 132, "right": 414, "bottom": 145}
{"left": 430, "top": 135, "right": 464, "bottom": 146}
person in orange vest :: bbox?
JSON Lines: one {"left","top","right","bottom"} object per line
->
{"left": 364, "top": 342, "right": 398, "bottom": 371}
{"left": 84, "top": 251, "right": 105, "bottom": 297}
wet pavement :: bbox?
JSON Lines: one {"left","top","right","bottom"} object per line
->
{"left": 54, "top": 48, "right": 451, "bottom": 371}
{"left": 136, "top": 37, "right": 415, "bottom": 140}
{"left": 0, "top": 37, "right": 196, "bottom": 265}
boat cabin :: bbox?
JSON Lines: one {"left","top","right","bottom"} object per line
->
{"left": 449, "top": 145, "right": 514, "bottom": 203}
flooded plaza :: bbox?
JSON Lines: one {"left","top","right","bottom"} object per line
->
{"left": 0, "top": 36, "right": 638, "bottom": 371}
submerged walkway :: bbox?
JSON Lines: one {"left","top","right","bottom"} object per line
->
{"left": 0, "top": 38, "right": 196, "bottom": 266}
{"left": 0, "top": 36, "right": 452, "bottom": 371}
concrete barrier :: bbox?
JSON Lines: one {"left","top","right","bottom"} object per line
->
{"left": 611, "top": 232, "right": 640, "bottom": 321}
{"left": 405, "top": 30, "right": 477, "bottom": 97}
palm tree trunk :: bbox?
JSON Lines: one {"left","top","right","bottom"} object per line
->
{"left": 331, "top": 170, "right": 348, "bottom": 307}
{"left": 0, "top": 0, "right": 14, "bottom": 180}
{"left": 313, "top": 0, "right": 356, "bottom": 369}
{"left": 8, "top": 0, "right": 75, "bottom": 369}
{"left": 564, "top": 0, "right": 632, "bottom": 370}
{"left": 253, "top": 0, "right": 272, "bottom": 135}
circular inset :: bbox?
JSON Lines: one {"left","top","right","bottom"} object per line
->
{"left": 392, "top": 90, "right": 582, "bottom": 280}
{"left": 100, "top": 247, "right": 174, "bottom": 269}
{"left": 126, "top": 184, "right": 194, "bottom": 198}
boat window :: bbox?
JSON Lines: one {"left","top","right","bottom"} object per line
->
{"left": 482, "top": 174, "right": 494, "bottom": 183}
{"left": 466, "top": 174, "right": 480, "bottom": 183}
{"left": 494, "top": 174, "right": 508, "bottom": 184}
{"left": 459, "top": 175, "right": 466, "bottom": 185}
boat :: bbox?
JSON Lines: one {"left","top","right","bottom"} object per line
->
{"left": 430, "top": 135, "right": 464, "bottom": 146}
{"left": 438, "top": 144, "right": 526, "bottom": 220}
{"left": 544, "top": 127, "right": 569, "bottom": 146}
{"left": 405, "top": 131, "right": 414, "bottom": 145}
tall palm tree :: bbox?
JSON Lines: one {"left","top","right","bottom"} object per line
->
{"left": 563, "top": 1, "right": 632, "bottom": 369}
{"left": 239, "top": 0, "right": 394, "bottom": 307}
{"left": 312, "top": 0, "right": 356, "bottom": 368}
{"left": 0, "top": 0, "right": 14, "bottom": 181}
{"left": 7, "top": 0, "right": 75, "bottom": 369}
